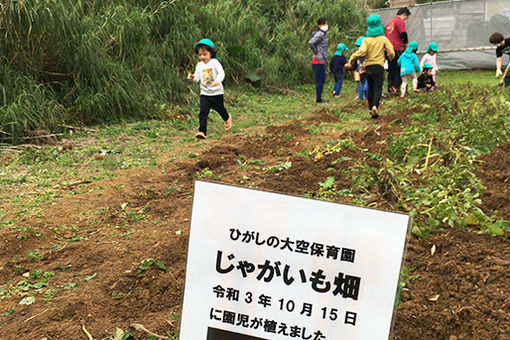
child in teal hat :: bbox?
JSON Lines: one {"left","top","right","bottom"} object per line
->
{"left": 187, "top": 39, "right": 232, "bottom": 139}
{"left": 347, "top": 14, "right": 395, "bottom": 118}
{"left": 417, "top": 63, "right": 436, "bottom": 92}
{"left": 366, "top": 14, "right": 385, "bottom": 37}
{"left": 397, "top": 41, "right": 421, "bottom": 97}
{"left": 329, "top": 43, "right": 348, "bottom": 97}
{"left": 420, "top": 42, "right": 439, "bottom": 84}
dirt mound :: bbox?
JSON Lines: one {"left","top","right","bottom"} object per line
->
{"left": 475, "top": 143, "right": 510, "bottom": 221}
{"left": 394, "top": 226, "right": 510, "bottom": 340}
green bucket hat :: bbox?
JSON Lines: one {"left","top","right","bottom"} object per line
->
{"left": 335, "top": 43, "right": 348, "bottom": 56}
{"left": 406, "top": 41, "right": 419, "bottom": 53}
{"left": 423, "top": 63, "right": 433, "bottom": 69}
{"left": 193, "top": 38, "right": 220, "bottom": 60}
{"left": 354, "top": 36, "right": 365, "bottom": 47}
{"left": 366, "top": 14, "right": 384, "bottom": 37}
{"left": 194, "top": 38, "right": 215, "bottom": 49}
{"left": 426, "top": 41, "right": 438, "bottom": 52}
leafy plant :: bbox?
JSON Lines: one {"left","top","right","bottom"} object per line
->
{"left": 63, "top": 283, "right": 77, "bottom": 290}
{"left": 26, "top": 249, "right": 45, "bottom": 261}
{"left": 264, "top": 161, "right": 292, "bottom": 173}
{"left": 18, "top": 296, "right": 36, "bottom": 305}
{"left": 396, "top": 266, "right": 420, "bottom": 306}
{"left": 197, "top": 168, "right": 219, "bottom": 180}
{"left": 85, "top": 273, "right": 97, "bottom": 282}
{"left": 317, "top": 176, "right": 337, "bottom": 200}
{"left": 0, "top": 307, "right": 16, "bottom": 317}
{"left": 137, "top": 258, "right": 155, "bottom": 274}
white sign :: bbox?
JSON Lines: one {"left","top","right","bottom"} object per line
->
{"left": 180, "top": 181, "right": 410, "bottom": 340}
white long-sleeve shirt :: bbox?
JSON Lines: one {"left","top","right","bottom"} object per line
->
{"left": 420, "top": 53, "right": 438, "bottom": 75}
{"left": 192, "top": 58, "right": 225, "bottom": 96}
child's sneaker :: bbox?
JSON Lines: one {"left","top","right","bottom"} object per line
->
{"left": 195, "top": 131, "right": 207, "bottom": 139}
{"left": 224, "top": 114, "right": 232, "bottom": 130}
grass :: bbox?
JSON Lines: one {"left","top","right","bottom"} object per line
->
{"left": 0, "top": 0, "right": 369, "bottom": 144}
{"left": 0, "top": 70, "right": 500, "bottom": 225}
{"left": 439, "top": 69, "right": 497, "bottom": 86}
{"left": 0, "top": 82, "right": 323, "bottom": 220}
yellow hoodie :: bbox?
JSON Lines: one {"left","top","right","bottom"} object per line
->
{"left": 348, "top": 35, "right": 395, "bottom": 67}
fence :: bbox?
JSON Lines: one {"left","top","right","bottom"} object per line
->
{"left": 372, "top": 0, "right": 510, "bottom": 69}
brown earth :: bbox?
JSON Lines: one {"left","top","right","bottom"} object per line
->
{"left": 475, "top": 143, "right": 510, "bottom": 222}
{"left": 0, "top": 101, "right": 509, "bottom": 340}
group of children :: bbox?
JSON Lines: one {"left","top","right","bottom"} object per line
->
{"left": 331, "top": 30, "right": 438, "bottom": 102}
{"left": 185, "top": 14, "right": 441, "bottom": 138}
{"left": 332, "top": 14, "right": 438, "bottom": 118}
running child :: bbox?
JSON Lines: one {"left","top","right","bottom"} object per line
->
{"left": 187, "top": 39, "right": 232, "bottom": 139}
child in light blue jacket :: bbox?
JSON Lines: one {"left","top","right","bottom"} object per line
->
{"left": 397, "top": 41, "right": 421, "bottom": 97}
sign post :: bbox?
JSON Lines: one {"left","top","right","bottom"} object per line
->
{"left": 180, "top": 181, "right": 410, "bottom": 340}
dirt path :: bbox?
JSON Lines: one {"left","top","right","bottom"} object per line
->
{"left": 0, "top": 101, "right": 508, "bottom": 339}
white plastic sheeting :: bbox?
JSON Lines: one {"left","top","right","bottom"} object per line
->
{"left": 372, "top": 0, "right": 510, "bottom": 69}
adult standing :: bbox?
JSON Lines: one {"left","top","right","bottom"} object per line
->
{"left": 308, "top": 17, "right": 329, "bottom": 103}
{"left": 385, "top": 7, "right": 411, "bottom": 95}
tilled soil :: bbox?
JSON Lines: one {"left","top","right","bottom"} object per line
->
{"left": 0, "top": 102, "right": 508, "bottom": 339}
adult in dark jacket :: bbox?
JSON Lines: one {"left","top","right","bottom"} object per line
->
{"left": 385, "top": 7, "right": 410, "bottom": 94}
{"left": 308, "top": 17, "right": 329, "bottom": 103}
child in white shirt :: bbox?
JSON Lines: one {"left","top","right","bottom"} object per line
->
{"left": 187, "top": 39, "right": 232, "bottom": 139}
{"left": 420, "top": 42, "right": 438, "bottom": 83}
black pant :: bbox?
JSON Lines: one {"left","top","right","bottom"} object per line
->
{"left": 199, "top": 95, "right": 229, "bottom": 135}
{"left": 312, "top": 63, "right": 326, "bottom": 101}
{"left": 387, "top": 50, "right": 403, "bottom": 91}
{"left": 366, "top": 64, "right": 384, "bottom": 110}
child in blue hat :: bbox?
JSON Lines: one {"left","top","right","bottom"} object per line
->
{"left": 329, "top": 43, "right": 348, "bottom": 97}
{"left": 187, "top": 39, "right": 232, "bottom": 139}
{"left": 397, "top": 41, "right": 421, "bottom": 97}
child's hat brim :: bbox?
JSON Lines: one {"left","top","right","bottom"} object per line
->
{"left": 194, "top": 39, "right": 215, "bottom": 49}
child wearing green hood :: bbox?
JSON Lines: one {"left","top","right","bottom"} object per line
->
{"left": 420, "top": 42, "right": 439, "bottom": 86}
{"left": 329, "top": 43, "right": 348, "bottom": 97}
{"left": 347, "top": 14, "right": 394, "bottom": 118}
{"left": 397, "top": 41, "right": 421, "bottom": 98}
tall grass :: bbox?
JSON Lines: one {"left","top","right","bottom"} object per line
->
{"left": 0, "top": 0, "right": 368, "bottom": 144}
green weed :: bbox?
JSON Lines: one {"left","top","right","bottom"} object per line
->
{"left": 264, "top": 161, "right": 292, "bottom": 173}
{"left": 26, "top": 249, "right": 45, "bottom": 261}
